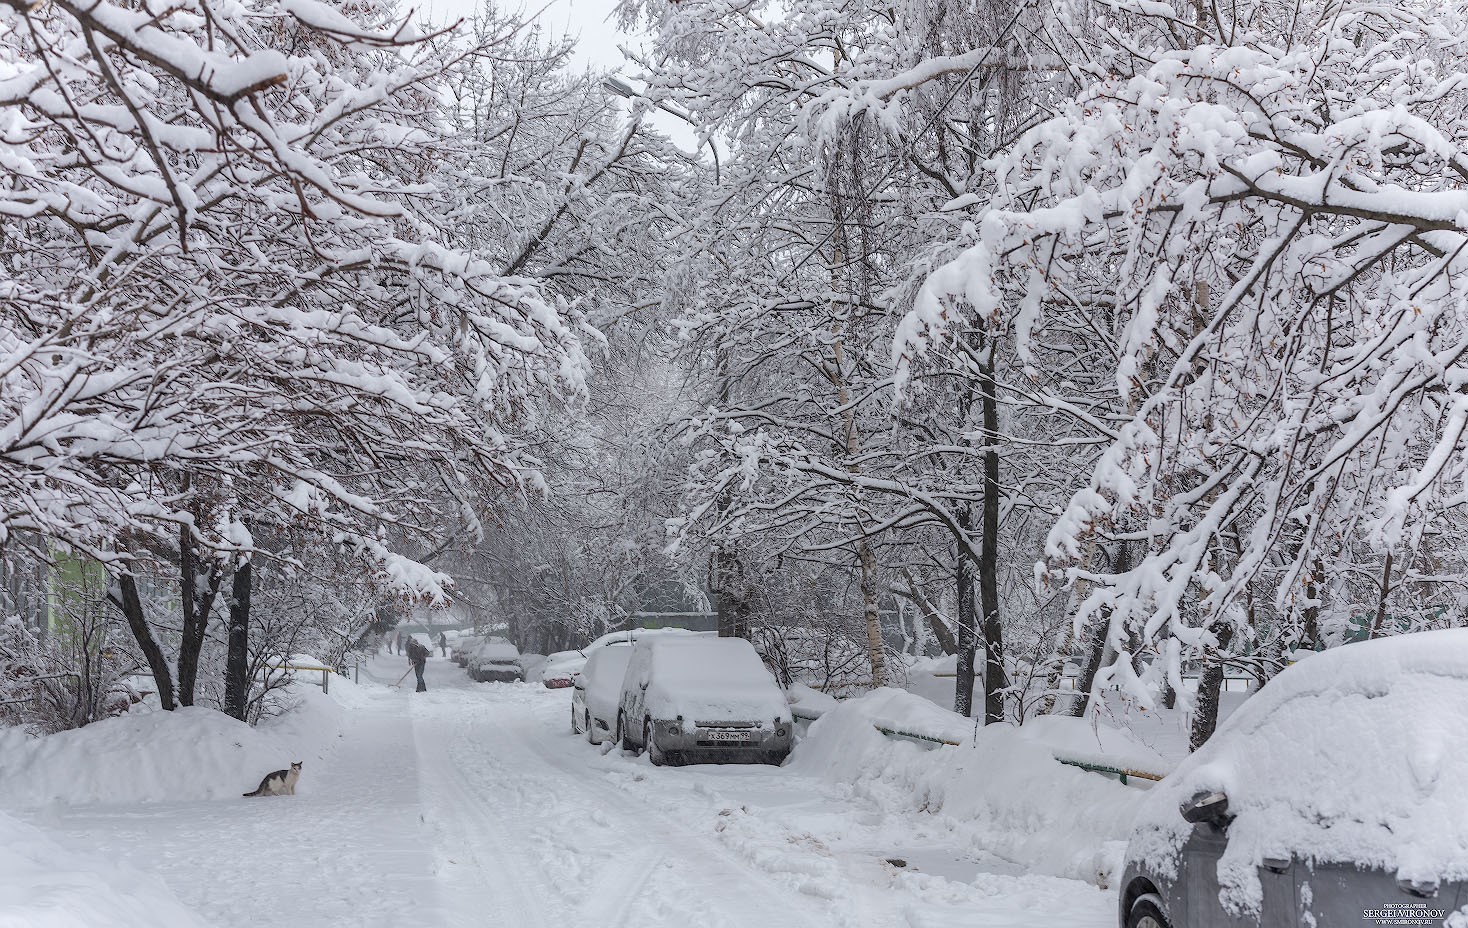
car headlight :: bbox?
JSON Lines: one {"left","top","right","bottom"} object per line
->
{"left": 666, "top": 723, "right": 680, "bottom": 736}
{"left": 776, "top": 727, "right": 788, "bottom": 738}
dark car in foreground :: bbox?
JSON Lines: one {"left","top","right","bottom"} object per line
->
{"left": 616, "top": 636, "right": 792, "bottom": 766}
{"left": 1119, "top": 629, "right": 1468, "bottom": 928}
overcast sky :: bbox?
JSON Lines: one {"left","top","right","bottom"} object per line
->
{"left": 422, "top": 0, "right": 634, "bottom": 72}
{"left": 415, "top": 0, "right": 703, "bottom": 148}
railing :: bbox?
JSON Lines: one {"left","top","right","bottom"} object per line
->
{"left": 928, "top": 670, "right": 1254, "bottom": 693}
{"left": 790, "top": 704, "right": 1168, "bottom": 785}
{"left": 263, "top": 662, "right": 336, "bottom": 693}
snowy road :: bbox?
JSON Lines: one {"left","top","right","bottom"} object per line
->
{"left": 24, "top": 656, "right": 1115, "bottom": 927}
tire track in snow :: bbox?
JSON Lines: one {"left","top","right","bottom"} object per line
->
{"left": 481, "top": 699, "right": 853, "bottom": 928}
{"left": 411, "top": 705, "right": 551, "bottom": 928}
{"left": 573, "top": 845, "right": 664, "bottom": 928}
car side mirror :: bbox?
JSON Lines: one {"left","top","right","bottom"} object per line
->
{"left": 1180, "top": 790, "right": 1230, "bottom": 827}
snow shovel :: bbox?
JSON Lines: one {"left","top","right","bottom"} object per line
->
{"left": 391, "top": 667, "right": 413, "bottom": 689}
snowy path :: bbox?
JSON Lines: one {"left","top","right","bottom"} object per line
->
{"left": 21, "top": 655, "right": 1115, "bottom": 927}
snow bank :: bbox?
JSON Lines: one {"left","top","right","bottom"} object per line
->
{"left": 0, "top": 684, "right": 343, "bottom": 809}
{"left": 1127, "top": 629, "right": 1468, "bottom": 915}
{"left": 787, "top": 682, "right": 840, "bottom": 715}
{"left": 1019, "top": 714, "right": 1170, "bottom": 777}
{"left": 0, "top": 810, "right": 206, "bottom": 928}
{"left": 790, "top": 688, "right": 1147, "bottom": 885}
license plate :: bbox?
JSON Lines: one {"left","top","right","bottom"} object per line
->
{"left": 702, "top": 729, "right": 751, "bottom": 742}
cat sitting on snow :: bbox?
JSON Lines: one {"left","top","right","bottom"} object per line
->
{"left": 242, "top": 761, "right": 303, "bottom": 797}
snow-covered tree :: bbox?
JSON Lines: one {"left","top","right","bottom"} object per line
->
{"left": 899, "top": 0, "right": 1468, "bottom": 745}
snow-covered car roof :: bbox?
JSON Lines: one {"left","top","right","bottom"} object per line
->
{"left": 585, "top": 627, "right": 702, "bottom": 653}
{"left": 542, "top": 652, "right": 587, "bottom": 673}
{"left": 471, "top": 639, "right": 520, "bottom": 662}
{"left": 636, "top": 636, "right": 789, "bottom": 722}
{"left": 1126, "top": 629, "right": 1468, "bottom": 915}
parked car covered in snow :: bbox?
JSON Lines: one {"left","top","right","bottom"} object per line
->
{"left": 468, "top": 638, "right": 523, "bottom": 683}
{"left": 452, "top": 636, "right": 484, "bottom": 666}
{"left": 537, "top": 650, "right": 587, "bottom": 689}
{"left": 583, "top": 626, "right": 701, "bottom": 655}
{"left": 616, "top": 637, "right": 792, "bottom": 766}
{"left": 1118, "top": 629, "right": 1468, "bottom": 928}
{"left": 572, "top": 645, "right": 635, "bottom": 742}
{"left": 518, "top": 652, "right": 547, "bottom": 682}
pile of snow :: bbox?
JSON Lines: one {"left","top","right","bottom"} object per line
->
{"left": 1127, "top": 629, "right": 1468, "bottom": 915}
{"left": 1020, "top": 714, "right": 1170, "bottom": 777}
{"left": 519, "top": 652, "right": 548, "bottom": 681}
{"left": 790, "top": 687, "right": 1148, "bottom": 885}
{"left": 0, "top": 810, "right": 205, "bottom": 928}
{"left": 786, "top": 682, "right": 840, "bottom": 715}
{"left": 0, "top": 684, "right": 343, "bottom": 809}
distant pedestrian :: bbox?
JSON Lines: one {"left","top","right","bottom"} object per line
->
{"left": 438, "top": 632, "right": 448, "bottom": 658}
{"left": 407, "top": 638, "right": 428, "bottom": 692}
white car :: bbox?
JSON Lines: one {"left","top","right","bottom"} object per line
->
{"left": 616, "top": 636, "right": 792, "bottom": 766}
{"left": 583, "top": 627, "right": 699, "bottom": 655}
{"left": 572, "top": 646, "right": 635, "bottom": 742}
{"left": 452, "top": 635, "right": 484, "bottom": 666}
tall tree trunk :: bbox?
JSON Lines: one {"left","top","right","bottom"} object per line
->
{"left": 177, "top": 527, "right": 222, "bottom": 707}
{"left": 714, "top": 547, "right": 749, "bottom": 639}
{"left": 1066, "top": 616, "right": 1109, "bottom": 717}
{"left": 823, "top": 335, "right": 889, "bottom": 685}
{"left": 857, "top": 539, "right": 888, "bottom": 687}
{"left": 978, "top": 340, "right": 1007, "bottom": 725}
{"left": 1369, "top": 551, "right": 1394, "bottom": 639}
{"left": 900, "top": 567, "right": 957, "bottom": 655}
{"left": 1300, "top": 556, "right": 1323, "bottom": 652}
{"left": 1065, "top": 539, "right": 1132, "bottom": 717}
{"left": 1037, "top": 629, "right": 1074, "bottom": 716}
{"left": 223, "top": 559, "right": 252, "bottom": 721}
{"left": 1188, "top": 622, "right": 1235, "bottom": 752}
{"left": 111, "top": 573, "right": 176, "bottom": 710}
{"left": 954, "top": 506, "right": 979, "bottom": 717}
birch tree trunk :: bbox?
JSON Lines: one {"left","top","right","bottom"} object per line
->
{"left": 858, "top": 540, "right": 888, "bottom": 688}
{"left": 828, "top": 338, "right": 888, "bottom": 687}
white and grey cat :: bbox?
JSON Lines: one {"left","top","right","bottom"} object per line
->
{"left": 242, "top": 761, "right": 303, "bottom": 797}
